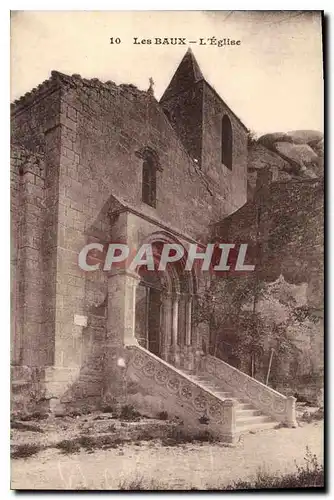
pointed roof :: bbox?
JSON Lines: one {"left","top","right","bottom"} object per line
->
{"left": 160, "top": 48, "right": 204, "bottom": 102}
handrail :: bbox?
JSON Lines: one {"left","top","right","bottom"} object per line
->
{"left": 126, "top": 345, "right": 228, "bottom": 404}
{"left": 126, "top": 345, "right": 237, "bottom": 440}
{"left": 201, "top": 355, "right": 296, "bottom": 426}
{"left": 206, "top": 354, "right": 287, "bottom": 399}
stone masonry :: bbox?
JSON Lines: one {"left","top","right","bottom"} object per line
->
{"left": 10, "top": 49, "right": 322, "bottom": 415}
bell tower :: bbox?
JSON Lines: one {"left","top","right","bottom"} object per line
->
{"left": 160, "top": 48, "right": 205, "bottom": 166}
{"left": 160, "top": 48, "right": 248, "bottom": 213}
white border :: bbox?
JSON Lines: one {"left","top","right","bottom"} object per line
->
{"left": 2, "top": 4, "right": 330, "bottom": 499}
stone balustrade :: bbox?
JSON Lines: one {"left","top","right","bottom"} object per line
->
{"left": 126, "top": 345, "right": 238, "bottom": 443}
{"left": 200, "top": 355, "right": 297, "bottom": 427}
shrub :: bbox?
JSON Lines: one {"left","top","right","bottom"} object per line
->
{"left": 135, "top": 428, "right": 158, "bottom": 442}
{"left": 300, "top": 407, "right": 324, "bottom": 424}
{"left": 194, "top": 430, "right": 217, "bottom": 443}
{"left": 101, "top": 405, "right": 116, "bottom": 414}
{"left": 157, "top": 410, "right": 168, "bottom": 421}
{"left": 19, "top": 412, "right": 48, "bottom": 422}
{"left": 161, "top": 425, "right": 217, "bottom": 446}
{"left": 118, "top": 477, "right": 167, "bottom": 490}
{"left": 11, "top": 421, "right": 44, "bottom": 433}
{"left": 223, "top": 447, "right": 324, "bottom": 490}
{"left": 56, "top": 433, "right": 121, "bottom": 454}
{"left": 198, "top": 415, "right": 210, "bottom": 425}
{"left": 56, "top": 439, "right": 81, "bottom": 454}
{"left": 120, "top": 404, "right": 141, "bottom": 421}
{"left": 11, "top": 443, "right": 42, "bottom": 459}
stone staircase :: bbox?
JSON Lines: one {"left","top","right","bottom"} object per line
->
{"left": 126, "top": 346, "right": 296, "bottom": 443}
{"left": 183, "top": 370, "right": 277, "bottom": 433}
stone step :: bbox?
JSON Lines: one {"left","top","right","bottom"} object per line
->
{"left": 192, "top": 385, "right": 235, "bottom": 400}
{"left": 189, "top": 377, "right": 213, "bottom": 384}
{"left": 186, "top": 376, "right": 256, "bottom": 407}
{"left": 236, "top": 420, "right": 277, "bottom": 433}
{"left": 180, "top": 367, "right": 277, "bottom": 434}
{"left": 211, "top": 391, "right": 234, "bottom": 399}
{"left": 236, "top": 408, "right": 262, "bottom": 417}
{"left": 236, "top": 415, "right": 273, "bottom": 426}
{"left": 235, "top": 402, "right": 255, "bottom": 410}
{"left": 181, "top": 369, "right": 195, "bottom": 375}
{"left": 190, "top": 378, "right": 232, "bottom": 393}
{"left": 186, "top": 377, "right": 230, "bottom": 393}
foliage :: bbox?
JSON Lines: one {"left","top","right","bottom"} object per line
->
{"left": 117, "top": 447, "right": 324, "bottom": 490}
{"left": 157, "top": 410, "right": 169, "bottom": 420}
{"left": 193, "top": 273, "right": 311, "bottom": 385}
{"left": 11, "top": 420, "right": 44, "bottom": 433}
{"left": 300, "top": 407, "right": 324, "bottom": 423}
{"left": 292, "top": 306, "right": 321, "bottom": 323}
{"left": 19, "top": 411, "right": 48, "bottom": 421}
{"left": 247, "top": 130, "right": 258, "bottom": 148}
{"left": 161, "top": 426, "right": 218, "bottom": 446}
{"left": 56, "top": 434, "right": 121, "bottom": 454}
{"left": 119, "top": 404, "right": 141, "bottom": 421}
{"left": 198, "top": 414, "right": 210, "bottom": 425}
{"left": 11, "top": 443, "right": 42, "bottom": 459}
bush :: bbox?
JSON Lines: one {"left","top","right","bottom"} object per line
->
{"left": 198, "top": 415, "right": 210, "bottom": 425}
{"left": 19, "top": 412, "right": 48, "bottom": 422}
{"left": 56, "top": 434, "right": 121, "bottom": 454}
{"left": 101, "top": 405, "right": 116, "bottom": 415}
{"left": 135, "top": 428, "right": 160, "bottom": 442}
{"left": 11, "top": 443, "right": 42, "bottom": 459}
{"left": 11, "top": 421, "right": 44, "bottom": 433}
{"left": 56, "top": 439, "right": 81, "bottom": 454}
{"left": 119, "top": 477, "right": 167, "bottom": 490}
{"left": 161, "top": 425, "right": 217, "bottom": 446}
{"left": 223, "top": 447, "right": 324, "bottom": 490}
{"left": 157, "top": 410, "right": 168, "bottom": 420}
{"left": 120, "top": 404, "right": 141, "bottom": 421}
{"left": 300, "top": 407, "right": 324, "bottom": 424}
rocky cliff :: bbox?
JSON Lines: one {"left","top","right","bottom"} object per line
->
{"left": 248, "top": 130, "right": 323, "bottom": 196}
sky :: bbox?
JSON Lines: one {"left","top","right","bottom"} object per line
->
{"left": 10, "top": 10, "right": 323, "bottom": 136}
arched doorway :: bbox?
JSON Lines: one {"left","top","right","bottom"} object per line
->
{"left": 133, "top": 235, "right": 197, "bottom": 366}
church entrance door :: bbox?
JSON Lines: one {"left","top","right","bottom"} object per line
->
{"left": 147, "top": 288, "right": 161, "bottom": 357}
{"left": 135, "top": 269, "right": 162, "bottom": 358}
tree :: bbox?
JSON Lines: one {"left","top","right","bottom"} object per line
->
{"left": 193, "top": 273, "right": 300, "bottom": 385}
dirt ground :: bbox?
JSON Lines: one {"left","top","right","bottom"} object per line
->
{"left": 11, "top": 410, "right": 323, "bottom": 490}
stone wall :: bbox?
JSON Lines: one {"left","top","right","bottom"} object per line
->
{"left": 11, "top": 79, "right": 63, "bottom": 369}
{"left": 10, "top": 145, "right": 47, "bottom": 367}
{"left": 211, "top": 176, "right": 324, "bottom": 402}
{"left": 160, "top": 81, "right": 204, "bottom": 169}
{"left": 202, "top": 83, "right": 248, "bottom": 213}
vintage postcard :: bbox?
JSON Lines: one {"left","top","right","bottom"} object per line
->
{"left": 10, "top": 10, "right": 324, "bottom": 491}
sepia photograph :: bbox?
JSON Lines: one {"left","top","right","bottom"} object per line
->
{"left": 10, "top": 10, "right": 324, "bottom": 491}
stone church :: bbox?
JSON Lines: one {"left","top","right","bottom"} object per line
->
{"left": 11, "top": 49, "right": 323, "bottom": 441}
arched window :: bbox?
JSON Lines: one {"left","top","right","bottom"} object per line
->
{"left": 136, "top": 147, "right": 162, "bottom": 208}
{"left": 142, "top": 155, "right": 157, "bottom": 208}
{"left": 221, "top": 114, "right": 233, "bottom": 170}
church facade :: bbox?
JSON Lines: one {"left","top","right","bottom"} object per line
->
{"left": 11, "top": 50, "right": 298, "bottom": 440}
